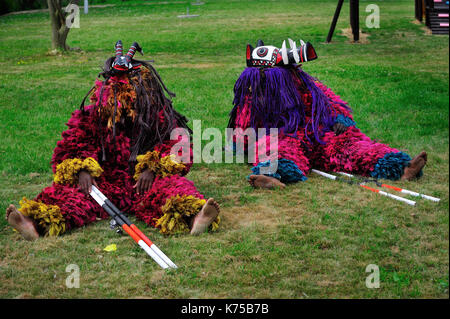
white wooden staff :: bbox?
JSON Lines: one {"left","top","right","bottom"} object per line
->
{"left": 90, "top": 185, "right": 178, "bottom": 269}
{"left": 311, "top": 169, "right": 416, "bottom": 206}
{"left": 336, "top": 172, "right": 440, "bottom": 202}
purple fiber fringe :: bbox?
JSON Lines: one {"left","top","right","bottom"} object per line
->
{"left": 229, "top": 67, "right": 351, "bottom": 144}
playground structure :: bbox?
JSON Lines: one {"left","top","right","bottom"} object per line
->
{"left": 327, "top": 0, "right": 360, "bottom": 43}
{"left": 327, "top": 0, "right": 449, "bottom": 42}
{"left": 415, "top": 0, "right": 449, "bottom": 34}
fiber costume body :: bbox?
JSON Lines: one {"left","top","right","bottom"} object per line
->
{"left": 18, "top": 41, "right": 219, "bottom": 237}
{"left": 228, "top": 39, "right": 418, "bottom": 184}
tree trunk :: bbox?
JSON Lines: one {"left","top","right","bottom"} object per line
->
{"left": 47, "top": 0, "right": 79, "bottom": 51}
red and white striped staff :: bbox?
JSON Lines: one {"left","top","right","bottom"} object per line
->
{"left": 311, "top": 169, "right": 417, "bottom": 206}
{"left": 336, "top": 171, "right": 440, "bottom": 202}
{"left": 90, "top": 185, "right": 177, "bottom": 269}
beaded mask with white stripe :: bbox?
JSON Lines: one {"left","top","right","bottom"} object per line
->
{"left": 246, "top": 38, "right": 318, "bottom": 67}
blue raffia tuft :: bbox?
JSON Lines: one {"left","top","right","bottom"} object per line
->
{"left": 371, "top": 152, "right": 412, "bottom": 180}
{"left": 334, "top": 114, "right": 357, "bottom": 128}
{"left": 249, "top": 158, "right": 307, "bottom": 183}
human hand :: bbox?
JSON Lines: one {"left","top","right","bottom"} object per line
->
{"left": 133, "top": 169, "right": 155, "bottom": 195}
{"left": 78, "top": 170, "right": 98, "bottom": 194}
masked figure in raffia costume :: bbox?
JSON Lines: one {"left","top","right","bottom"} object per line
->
{"left": 6, "top": 41, "right": 220, "bottom": 240}
{"left": 228, "top": 39, "right": 427, "bottom": 189}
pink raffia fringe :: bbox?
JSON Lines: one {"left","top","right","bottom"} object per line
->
{"left": 133, "top": 175, "right": 204, "bottom": 227}
{"left": 252, "top": 131, "right": 311, "bottom": 173}
{"left": 231, "top": 72, "right": 400, "bottom": 179}
{"left": 29, "top": 76, "right": 201, "bottom": 234}
{"left": 316, "top": 127, "right": 399, "bottom": 176}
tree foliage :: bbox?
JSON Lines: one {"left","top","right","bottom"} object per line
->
{"left": 0, "top": 0, "right": 48, "bottom": 15}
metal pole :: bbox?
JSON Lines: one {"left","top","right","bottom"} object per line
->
{"left": 349, "top": 0, "right": 359, "bottom": 42}
{"left": 84, "top": 0, "right": 88, "bottom": 14}
{"left": 415, "top": 0, "right": 422, "bottom": 21}
{"left": 326, "top": 0, "right": 345, "bottom": 43}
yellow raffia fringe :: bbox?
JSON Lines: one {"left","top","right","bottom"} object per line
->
{"left": 158, "top": 154, "right": 186, "bottom": 177}
{"left": 155, "top": 195, "right": 206, "bottom": 235}
{"left": 210, "top": 215, "right": 221, "bottom": 232}
{"left": 54, "top": 157, "right": 103, "bottom": 185}
{"left": 134, "top": 151, "right": 186, "bottom": 180}
{"left": 18, "top": 198, "right": 66, "bottom": 237}
{"left": 134, "top": 150, "right": 161, "bottom": 180}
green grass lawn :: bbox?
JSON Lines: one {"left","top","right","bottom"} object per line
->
{"left": 0, "top": 0, "right": 448, "bottom": 298}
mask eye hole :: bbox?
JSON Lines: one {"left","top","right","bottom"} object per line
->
{"left": 256, "top": 47, "right": 268, "bottom": 57}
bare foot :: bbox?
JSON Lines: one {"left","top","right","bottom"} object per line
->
{"left": 190, "top": 198, "right": 220, "bottom": 236}
{"left": 401, "top": 151, "right": 427, "bottom": 181}
{"left": 6, "top": 205, "right": 39, "bottom": 241}
{"left": 248, "top": 175, "right": 286, "bottom": 189}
